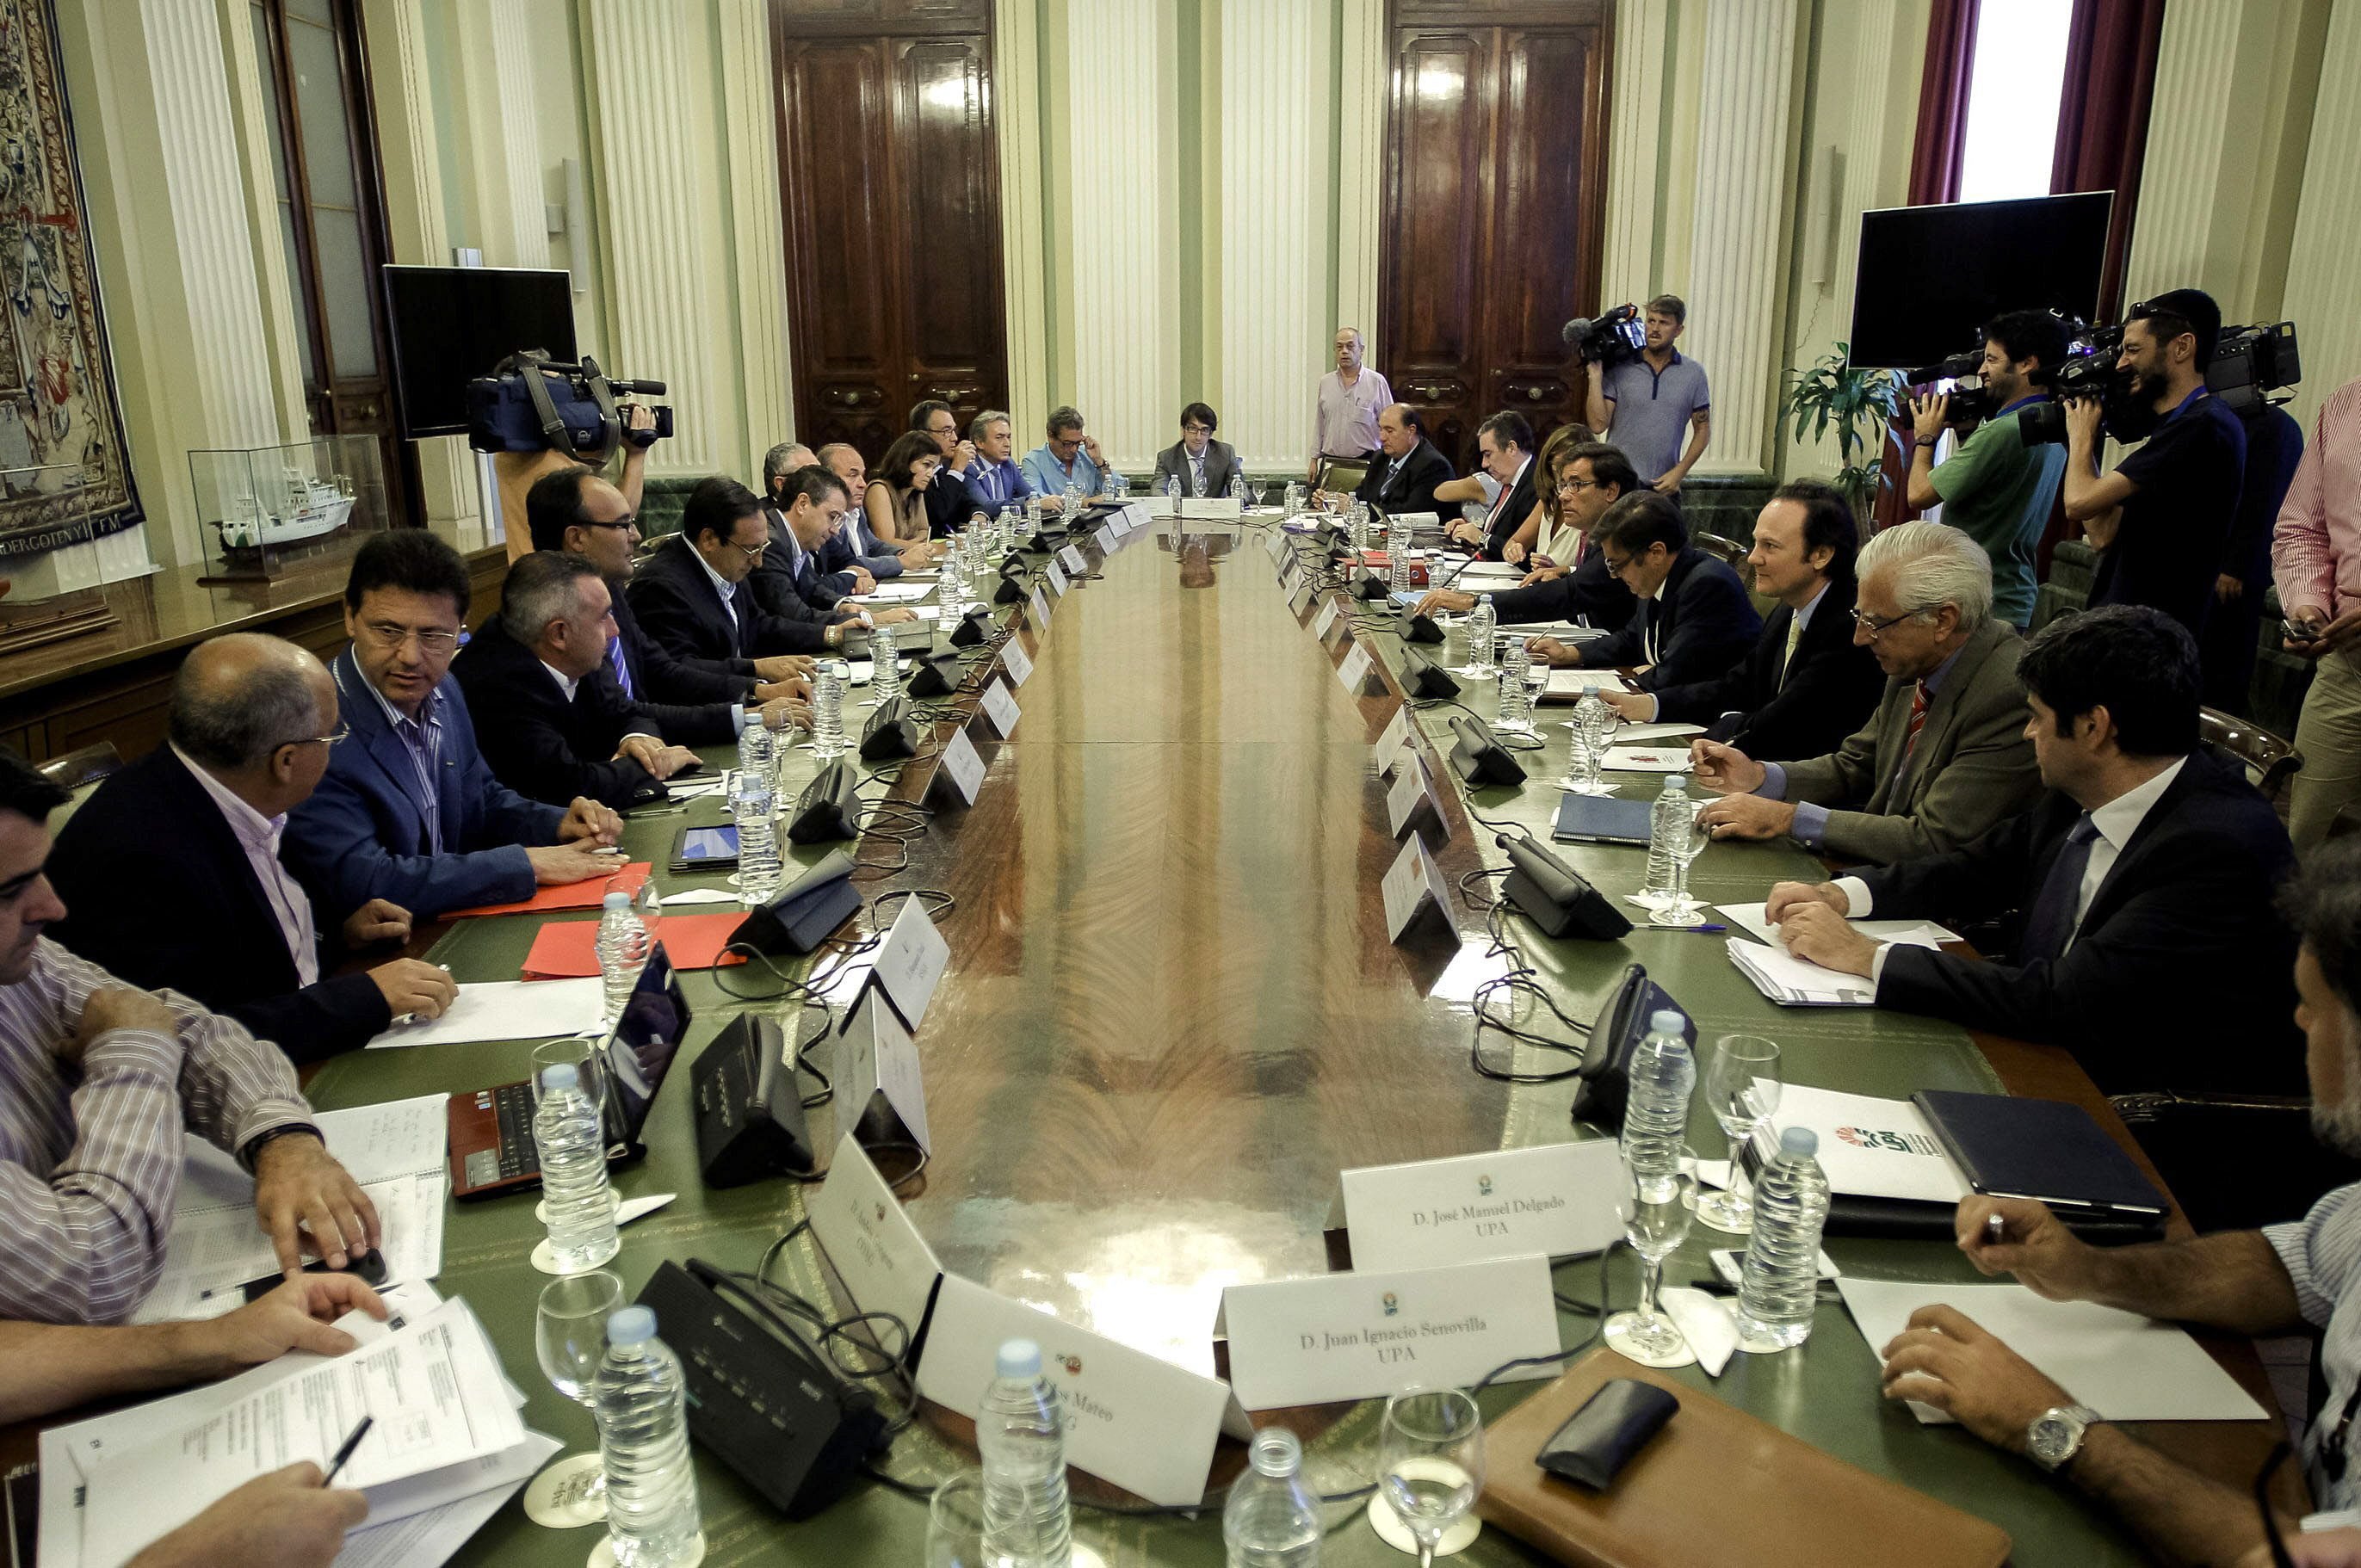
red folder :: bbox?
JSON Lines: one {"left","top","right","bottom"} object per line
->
{"left": 448, "top": 861, "right": 652, "bottom": 919}
{"left": 521, "top": 912, "right": 749, "bottom": 978}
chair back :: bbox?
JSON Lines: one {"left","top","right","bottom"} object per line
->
{"left": 1689, "top": 529, "right": 1756, "bottom": 595}
{"left": 2199, "top": 707, "right": 2302, "bottom": 803}
{"left": 37, "top": 742, "right": 121, "bottom": 793}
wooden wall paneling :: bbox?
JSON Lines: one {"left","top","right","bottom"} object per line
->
{"left": 896, "top": 37, "right": 1004, "bottom": 433}
{"left": 1381, "top": 28, "right": 1496, "bottom": 471}
{"left": 1484, "top": 25, "right": 1604, "bottom": 449}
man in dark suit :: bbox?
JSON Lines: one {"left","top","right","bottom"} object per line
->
{"left": 523, "top": 467, "right": 808, "bottom": 749}
{"left": 1443, "top": 411, "right": 1537, "bottom": 561}
{"left": 627, "top": 477, "right": 871, "bottom": 664}
{"left": 1769, "top": 605, "right": 2300, "bottom": 1096}
{"left": 752, "top": 463, "right": 923, "bottom": 629}
{"left": 1348, "top": 404, "right": 1455, "bottom": 518}
{"left": 1605, "top": 479, "right": 1884, "bottom": 761}
{"left": 283, "top": 532, "right": 621, "bottom": 923}
{"left": 47, "top": 634, "right": 458, "bottom": 1061}
{"left": 1153, "top": 403, "right": 1245, "bottom": 499}
{"left": 452, "top": 552, "right": 700, "bottom": 811}
{"left": 1524, "top": 491, "right": 1758, "bottom": 692}
{"left": 1414, "top": 441, "right": 1636, "bottom": 631}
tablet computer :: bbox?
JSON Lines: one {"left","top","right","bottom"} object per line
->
{"left": 671, "top": 822, "right": 740, "bottom": 870}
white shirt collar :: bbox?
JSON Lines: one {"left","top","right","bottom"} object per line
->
{"left": 689, "top": 537, "right": 739, "bottom": 602}
{"left": 541, "top": 659, "right": 581, "bottom": 704}
{"left": 170, "top": 742, "right": 284, "bottom": 853}
{"left": 1792, "top": 578, "right": 1831, "bottom": 632}
{"left": 2087, "top": 756, "right": 2187, "bottom": 852}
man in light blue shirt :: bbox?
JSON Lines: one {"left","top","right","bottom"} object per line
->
{"left": 1020, "top": 406, "right": 1109, "bottom": 502}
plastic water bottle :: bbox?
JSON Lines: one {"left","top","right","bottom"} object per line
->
{"left": 812, "top": 660, "right": 846, "bottom": 759}
{"left": 633, "top": 876, "right": 664, "bottom": 926}
{"left": 595, "top": 892, "right": 651, "bottom": 1021}
{"left": 1166, "top": 472, "right": 1184, "bottom": 508}
{"left": 591, "top": 1306, "right": 702, "bottom": 1566}
{"left": 532, "top": 1064, "right": 619, "bottom": 1271}
{"left": 732, "top": 769, "right": 780, "bottom": 905}
{"left": 1735, "top": 1127, "right": 1833, "bottom": 1352}
{"left": 1496, "top": 642, "right": 1535, "bottom": 736}
{"left": 736, "top": 708, "right": 772, "bottom": 785}
{"left": 1618, "top": 1009, "right": 1696, "bottom": 1183}
{"left": 872, "top": 620, "right": 902, "bottom": 707}
{"left": 978, "top": 1339, "right": 1072, "bottom": 1568}
{"left": 1387, "top": 517, "right": 1412, "bottom": 595}
{"left": 1229, "top": 473, "right": 1250, "bottom": 509}
{"left": 1223, "top": 1428, "right": 1321, "bottom": 1568}
{"left": 1641, "top": 773, "right": 1690, "bottom": 907}
{"left": 1467, "top": 595, "right": 1498, "bottom": 678}
{"left": 1284, "top": 481, "right": 1307, "bottom": 517}
{"left": 1103, "top": 469, "right": 1125, "bottom": 500}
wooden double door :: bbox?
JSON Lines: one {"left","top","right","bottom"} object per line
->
{"left": 770, "top": 2, "right": 1008, "bottom": 463}
{"left": 1380, "top": 1, "right": 1612, "bottom": 474}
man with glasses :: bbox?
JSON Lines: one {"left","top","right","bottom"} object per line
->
{"left": 1521, "top": 491, "right": 1758, "bottom": 693}
{"left": 813, "top": 442, "right": 930, "bottom": 577}
{"left": 1022, "top": 406, "right": 1109, "bottom": 502}
{"left": 49, "top": 634, "right": 456, "bottom": 1062}
{"left": 1154, "top": 404, "right": 1244, "bottom": 501}
{"left": 912, "top": 400, "right": 982, "bottom": 536}
{"left": 1442, "top": 412, "right": 1538, "bottom": 560}
{"left": 1415, "top": 441, "right": 1635, "bottom": 630}
{"left": 286, "top": 532, "right": 621, "bottom": 923}
{"left": 1691, "top": 520, "right": 2039, "bottom": 865}
{"left": 627, "top": 476, "right": 869, "bottom": 666}
{"left": 965, "top": 411, "right": 1056, "bottom": 516}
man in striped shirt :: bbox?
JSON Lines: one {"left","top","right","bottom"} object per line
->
{"left": 0, "top": 747, "right": 377, "bottom": 1324}
{"left": 1870, "top": 839, "right": 2361, "bottom": 1561}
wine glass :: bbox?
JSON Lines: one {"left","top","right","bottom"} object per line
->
{"left": 1378, "top": 1387, "right": 1486, "bottom": 1567}
{"left": 926, "top": 1472, "right": 989, "bottom": 1568}
{"left": 1604, "top": 1144, "right": 1696, "bottom": 1367}
{"left": 528, "top": 1269, "right": 624, "bottom": 1526}
{"left": 1698, "top": 1036, "right": 1783, "bottom": 1234}
{"left": 1652, "top": 802, "right": 1712, "bottom": 925}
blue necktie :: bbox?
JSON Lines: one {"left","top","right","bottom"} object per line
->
{"left": 606, "top": 634, "right": 634, "bottom": 699}
{"left": 2018, "top": 815, "right": 2101, "bottom": 963}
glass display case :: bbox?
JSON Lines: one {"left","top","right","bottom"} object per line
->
{"left": 0, "top": 462, "right": 121, "bottom": 651}
{"left": 191, "top": 435, "right": 385, "bottom": 583}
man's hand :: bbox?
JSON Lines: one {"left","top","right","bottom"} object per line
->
{"left": 1412, "top": 589, "right": 1474, "bottom": 618}
{"left": 613, "top": 738, "right": 699, "bottom": 781}
{"left": 125, "top": 1463, "right": 368, "bottom": 1568}
{"left": 65, "top": 988, "right": 181, "bottom": 1065}
{"left": 1447, "top": 519, "right": 1485, "bottom": 547}
{"left": 1696, "top": 793, "right": 1798, "bottom": 841}
{"left": 2290, "top": 605, "right": 2361, "bottom": 656}
{"left": 1600, "top": 689, "right": 1653, "bottom": 721}
{"left": 897, "top": 542, "right": 934, "bottom": 569}
{"left": 367, "top": 959, "right": 455, "bottom": 1022}
{"left": 1503, "top": 540, "right": 1527, "bottom": 565}
{"left": 1765, "top": 880, "right": 1845, "bottom": 924}
{"left": 338, "top": 898, "right": 410, "bottom": 950}
{"left": 192, "top": 1275, "right": 389, "bottom": 1371}
{"left": 1955, "top": 1196, "right": 2106, "bottom": 1302}
{"left": 1688, "top": 738, "right": 1766, "bottom": 795}
{"left": 1083, "top": 435, "right": 1104, "bottom": 467}
{"left": 1911, "top": 392, "right": 1951, "bottom": 441}
{"left": 2215, "top": 573, "right": 2245, "bottom": 603}
{"left": 1038, "top": 494, "right": 1066, "bottom": 514}
{"left": 1524, "top": 636, "right": 1581, "bottom": 668}
{"left": 848, "top": 567, "right": 878, "bottom": 596}
{"left": 1775, "top": 901, "right": 1879, "bottom": 975}
{"left": 251, "top": 1133, "right": 379, "bottom": 1275}
{"left": 557, "top": 797, "right": 623, "bottom": 846}
{"left": 754, "top": 674, "right": 813, "bottom": 706}
{"left": 870, "top": 606, "right": 920, "bottom": 627}
{"left": 1878, "top": 1305, "right": 2074, "bottom": 1454}
{"left": 2066, "top": 397, "right": 2105, "bottom": 449}
{"left": 752, "top": 654, "right": 815, "bottom": 682}
{"left": 526, "top": 845, "right": 616, "bottom": 886}
{"left": 761, "top": 697, "right": 813, "bottom": 732}
{"left": 1518, "top": 562, "right": 1569, "bottom": 589}
{"left": 951, "top": 439, "right": 978, "bottom": 472}
{"left": 1652, "top": 474, "right": 1683, "bottom": 496}
{"left": 2240, "top": 1529, "right": 2361, "bottom": 1567}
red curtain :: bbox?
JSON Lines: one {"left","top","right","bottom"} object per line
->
{"left": 1907, "top": 0, "right": 1982, "bottom": 205}
{"left": 2050, "top": 0, "right": 2166, "bottom": 319}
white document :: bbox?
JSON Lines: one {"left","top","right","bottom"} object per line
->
{"left": 1608, "top": 721, "right": 1704, "bottom": 743}
{"left": 837, "top": 991, "right": 931, "bottom": 1152}
{"left": 1838, "top": 1279, "right": 2268, "bottom": 1424}
{"left": 1343, "top": 1139, "right": 1623, "bottom": 1271}
{"left": 872, "top": 892, "right": 951, "bottom": 1029}
{"left": 808, "top": 1133, "right": 943, "bottom": 1348}
{"left": 1599, "top": 745, "right": 1693, "bottom": 773}
{"left": 850, "top": 582, "right": 932, "bottom": 603}
{"left": 1727, "top": 937, "right": 1877, "bottom": 1008}
{"left": 1544, "top": 669, "right": 1625, "bottom": 697}
{"left": 331, "top": 1434, "right": 558, "bottom": 1568}
{"left": 1717, "top": 902, "right": 1960, "bottom": 949}
{"left": 1222, "top": 1254, "right": 1561, "bottom": 1411}
{"left": 917, "top": 1274, "right": 1232, "bottom": 1506}
{"left": 367, "top": 978, "right": 605, "bottom": 1049}
{"left": 648, "top": 886, "right": 739, "bottom": 905}
{"left": 1752, "top": 1083, "right": 1970, "bottom": 1204}
{"left": 314, "top": 1095, "right": 449, "bottom": 1182}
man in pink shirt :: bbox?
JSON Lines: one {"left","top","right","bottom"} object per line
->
{"left": 1307, "top": 326, "right": 1394, "bottom": 479}
{"left": 2275, "top": 376, "right": 2361, "bottom": 848}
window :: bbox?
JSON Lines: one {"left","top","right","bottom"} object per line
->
{"left": 1955, "top": 0, "right": 2075, "bottom": 204}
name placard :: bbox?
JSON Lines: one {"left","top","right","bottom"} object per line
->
{"left": 1000, "top": 639, "right": 1034, "bottom": 688}
{"left": 1385, "top": 751, "right": 1442, "bottom": 842}
{"left": 1059, "top": 544, "right": 1090, "bottom": 577}
{"left": 1142, "top": 493, "right": 1174, "bottom": 519}
{"left": 1288, "top": 577, "right": 1315, "bottom": 615}
{"left": 1312, "top": 600, "right": 1342, "bottom": 641}
{"left": 1381, "top": 833, "right": 1456, "bottom": 943}
{"left": 1338, "top": 643, "right": 1375, "bottom": 695}
{"left": 1344, "top": 1141, "right": 1623, "bottom": 1272}
{"left": 934, "top": 726, "right": 986, "bottom": 807}
{"left": 837, "top": 992, "right": 931, "bottom": 1151}
{"left": 917, "top": 1274, "right": 1232, "bottom": 1506}
{"left": 1030, "top": 586, "right": 1052, "bottom": 627}
{"left": 1266, "top": 529, "right": 1288, "bottom": 563}
{"left": 1221, "top": 1254, "right": 1561, "bottom": 1411}
{"left": 1179, "top": 497, "right": 1244, "bottom": 520}
{"left": 1047, "top": 559, "right": 1070, "bottom": 596}
{"left": 1121, "top": 503, "right": 1150, "bottom": 534}
{"left": 807, "top": 1133, "right": 943, "bottom": 1343}
{"left": 872, "top": 893, "right": 951, "bottom": 1030}
{"left": 1094, "top": 523, "right": 1119, "bottom": 553}
{"left": 977, "top": 678, "right": 1021, "bottom": 738}
{"left": 1375, "top": 707, "right": 1412, "bottom": 772}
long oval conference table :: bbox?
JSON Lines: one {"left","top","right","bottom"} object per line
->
{"left": 272, "top": 514, "right": 2298, "bottom": 1565}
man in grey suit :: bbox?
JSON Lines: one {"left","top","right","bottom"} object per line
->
{"left": 1153, "top": 402, "right": 1244, "bottom": 499}
{"left": 1689, "top": 521, "right": 2041, "bottom": 866}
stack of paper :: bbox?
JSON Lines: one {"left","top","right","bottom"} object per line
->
{"left": 1545, "top": 669, "right": 1627, "bottom": 699}
{"left": 849, "top": 581, "right": 932, "bottom": 603}
{"left": 43, "top": 1287, "right": 556, "bottom": 1568}
{"left": 366, "top": 977, "right": 606, "bottom": 1049}
{"left": 1600, "top": 745, "right": 1692, "bottom": 773}
{"left": 1717, "top": 902, "right": 1960, "bottom": 949}
{"left": 1726, "top": 937, "right": 1876, "bottom": 1007}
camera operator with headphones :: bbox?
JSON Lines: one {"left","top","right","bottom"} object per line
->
{"left": 2062, "top": 287, "right": 2247, "bottom": 639}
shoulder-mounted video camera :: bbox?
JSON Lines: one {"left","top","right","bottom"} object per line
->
{"left": 1561, "top": 304, "right": 1647, "bottom": 368}
{"left": 465, "top": 349, "right": 671, "bottom": 460}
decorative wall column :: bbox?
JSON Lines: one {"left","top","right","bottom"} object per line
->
{"left": 1333, "top": 0, "right": 1384, "bottom": 370}
{"left": 1218, "top": 0, "right": 1332, "bottom": 472}
{"left": 995, "top": 0, "right": 1053, "bottom": 445}
{"left": 1600, "top": 0, "right": 1672, "bottom": 302}
{"left": 449, "top": 0, "right": 549, "bottom": 269}
{"left": 718, "top": 0, "right": 792, "bottom": 472}
{"left": 1683, "top": 0, "right": 1802, "bottom": 477}
{"left": 2280, "top": 0, "right": 2361, "bottom": 439}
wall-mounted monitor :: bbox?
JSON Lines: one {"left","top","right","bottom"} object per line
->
{"left": 1846, "top": 192, "right": 2112, "bottom": 371}
{"left": 382, "top": 265, "right": 578, "bottom": 440}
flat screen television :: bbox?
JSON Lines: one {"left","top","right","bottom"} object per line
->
{"left": 382, "top": 265, "right": 578, "bottom": 440}
{"left": 1845, "top": 192, "right": 2112, "bottom": 371}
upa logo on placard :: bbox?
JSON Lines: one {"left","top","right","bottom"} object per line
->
{"left": 1054, "top": 1352, "right": 1084, "bottom": 1377}
{"left": 1833, "top": 1123, "right": 1945, "bottom": 1157}
{"left": 1476, "top": 1173, "right": 1494, "bottom": 1197}
{"left": 1381, "top": 1291, "right": 1400, "bottom": 1318}
{"left": 874, "top": 1201, "right": 889, "bottom": 1224}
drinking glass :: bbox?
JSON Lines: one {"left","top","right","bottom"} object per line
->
{"left": 926, "top": 1472, "right": 989, "bottom": 1568}
{"left": 1604, "top": 1145, "right": 1696, "bottom": 1365}
{"left": 530, "top": 1036, "right": 610, "bottom": 1115}
{"left": 1651, "top": 802, "right": 1712, "bottom": 925}
{"left": 1378, "top": 1387, "right": 1486, "bottom": 1568}
{"left": 1698, "top": 1035, "right": 1783, "bottom": 1234}
{"left": 530, "top": 1269, "right": 624, "bottom": 1523}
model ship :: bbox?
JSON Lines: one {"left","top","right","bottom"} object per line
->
{"left": 215, "top": 468, "right": 355, "bottom": 555}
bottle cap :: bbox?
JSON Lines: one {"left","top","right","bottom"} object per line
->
{"left": 1250, "top": 1428, "right": 1302, "bottom": 1478}
{"left": 995, "top": 1338, "right": 1042, "bottom": 1379}
{"left": 603, "top": 892, "right": 631, "bottom": 911}
{"left": 1779, "top": 1126, "right": 1820, "bottom": 1157}
{"left": 1649, "top": 1009, "right": 1686, "bottom": 1035}
{"left": 540, "top": 1063, "right": 578, "bottom": 1092}
{"left": 608, "top": 1306, "right": 657, "bottom": 1346}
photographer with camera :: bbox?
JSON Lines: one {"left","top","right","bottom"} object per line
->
{"left": 1579, "top": 295, "right": 1710, "bottom": 493}
{"left": 2276, "top": 375, "right": 2361, "bottom": 849}
{"left": 479, "top": 353, "right": 666, "bottom": 563}
{"left": 1903, "top": 311, "right": 2070, "bottom": 630}
{"left": 2062, "top": 288, "right": 2247, "bottom": 639}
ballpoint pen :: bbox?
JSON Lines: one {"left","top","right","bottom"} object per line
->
{"left": 323, "top": 1414, "right": 373, "bottom": 1487}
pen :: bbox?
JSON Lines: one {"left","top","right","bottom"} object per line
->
{"left": 1984, "top": 1213, "right": 2007, "bottom": 1246}
{"left": 323, "top": 1414, "right": 373, "bottom": 1487}
{"left": 1653, "top": 923, "right": 1728, "bottom": 935}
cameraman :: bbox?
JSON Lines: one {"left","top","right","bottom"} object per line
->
{"left": 1582, "top": 294, "right": 1710, "bottom": 493}
{"left": 2062, "top": 287, "right": 2247, "bottom": 639}
{"left": 498, "top": 403, "right": 658, "bottom": 565}
{"left": 1903, "top": 311, "right": 2069, "bottom": 630}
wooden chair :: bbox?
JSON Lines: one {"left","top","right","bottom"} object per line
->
{"left": 1689, "top": 529, "right": 1755, "bottom": 594}
{"left": 36, "top": 742, "right": 121, "bottom": 793}
{"left": 2200, "top": 707, "right": 2302, "bottom": 804}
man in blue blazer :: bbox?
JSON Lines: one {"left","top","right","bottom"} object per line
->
{"left": 284, "top": 532, "right": 622, "bottom": 923}
{"left": 1526, "top": 490, "right": 1760, "bottom": 693}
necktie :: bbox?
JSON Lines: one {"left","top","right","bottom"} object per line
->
{"left": 1781, "top": 611, "right": 1806, "bottom": 686}
{"left": 1190, "top": 455, "right": 1205, "bottom": 497}
{"left": 1903, "top": 681, "right": 1930, "bottom": 756}
{"left": 607, "top": 635, "right": 634, "bottom": 700}
{"left": 2017, "top": 815, "right": 2102, "bottom": 963}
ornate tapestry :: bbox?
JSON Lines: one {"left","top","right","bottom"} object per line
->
{"left": 0, "top": 0, "right": 139, "bottom": 557}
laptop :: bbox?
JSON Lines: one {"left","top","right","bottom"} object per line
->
{"left": 448, "top": 944, "right": 692, "bottom": 1200}
{"left": 1314, "top": 457, "right": 1370, "bottom": 495}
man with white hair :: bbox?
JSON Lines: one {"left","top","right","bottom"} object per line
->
{"left": 1690, "top": 521, "right": 2040, "bottom": 865}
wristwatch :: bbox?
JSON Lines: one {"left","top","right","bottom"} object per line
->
{"left": 2026, "top": 1404, "right": 2102, "bottom": 1472}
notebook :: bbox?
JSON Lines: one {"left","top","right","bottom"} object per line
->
{"left": 1913, "top": 1090, "right": 2169, "bottom": 1220}
{"left": 1552, "top": 793, "right": 1655, "bottom": 846}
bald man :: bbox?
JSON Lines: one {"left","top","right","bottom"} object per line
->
{"left": 47, "top": 634, "right": 457, "bottom": 1063}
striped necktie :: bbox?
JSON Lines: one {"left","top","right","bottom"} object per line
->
{"left": 1903, "top": 680, "right": 1930, "bottom": 755}
{"left": 606, "top": 634, "right": 634, "bottom": 700}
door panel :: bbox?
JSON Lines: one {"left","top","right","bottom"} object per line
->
{"left": 897, "top": 38, "right": 1003, "bottom": 429}
{"left": 777, "top": 40, "right": 899, "bottom": 457}
{"left": 1485, "top": 26, "right": 1601, "bottom": 449}
{"left": 1382, "top": 31, "right": 1492, "bottom": 466}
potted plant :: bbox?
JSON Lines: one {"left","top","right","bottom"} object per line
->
{"left": 1780, "top": 344, "right": 1901, "bottom": 521}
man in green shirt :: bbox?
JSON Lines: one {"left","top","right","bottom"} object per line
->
{"left": 1906, "top": 310, "right": 2072, "bottom": 629}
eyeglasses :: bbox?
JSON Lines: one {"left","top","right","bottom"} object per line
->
{"left": 1557, "top": 477, "right": 1601, "bottom": 495}
{"left": 1600, "top": 552, "right": 1633, "bottom": 578}
{"left": 1851, "top": 606, "right": 1922, "bottom": 638}
{"left": 1182, "top": 424, "right": 1214, "bottom": 436}
{"left": 583, "top": 514, "right": 638, "bottom": 533}
{"left": 281, "top": 723, "right": 349, "bottom": 750}
{"left": 358, "top": 622, "right": 460, "bottom": 654}
{"left": 926, "top": 423, "right": 957, "bottom": 438}
{"left": 731, "top": 537, "right": 768, "bottom": 562}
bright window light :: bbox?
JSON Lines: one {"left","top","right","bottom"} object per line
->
{"left": 1956, "top": 0, "right": 2074, "bottom": 204}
